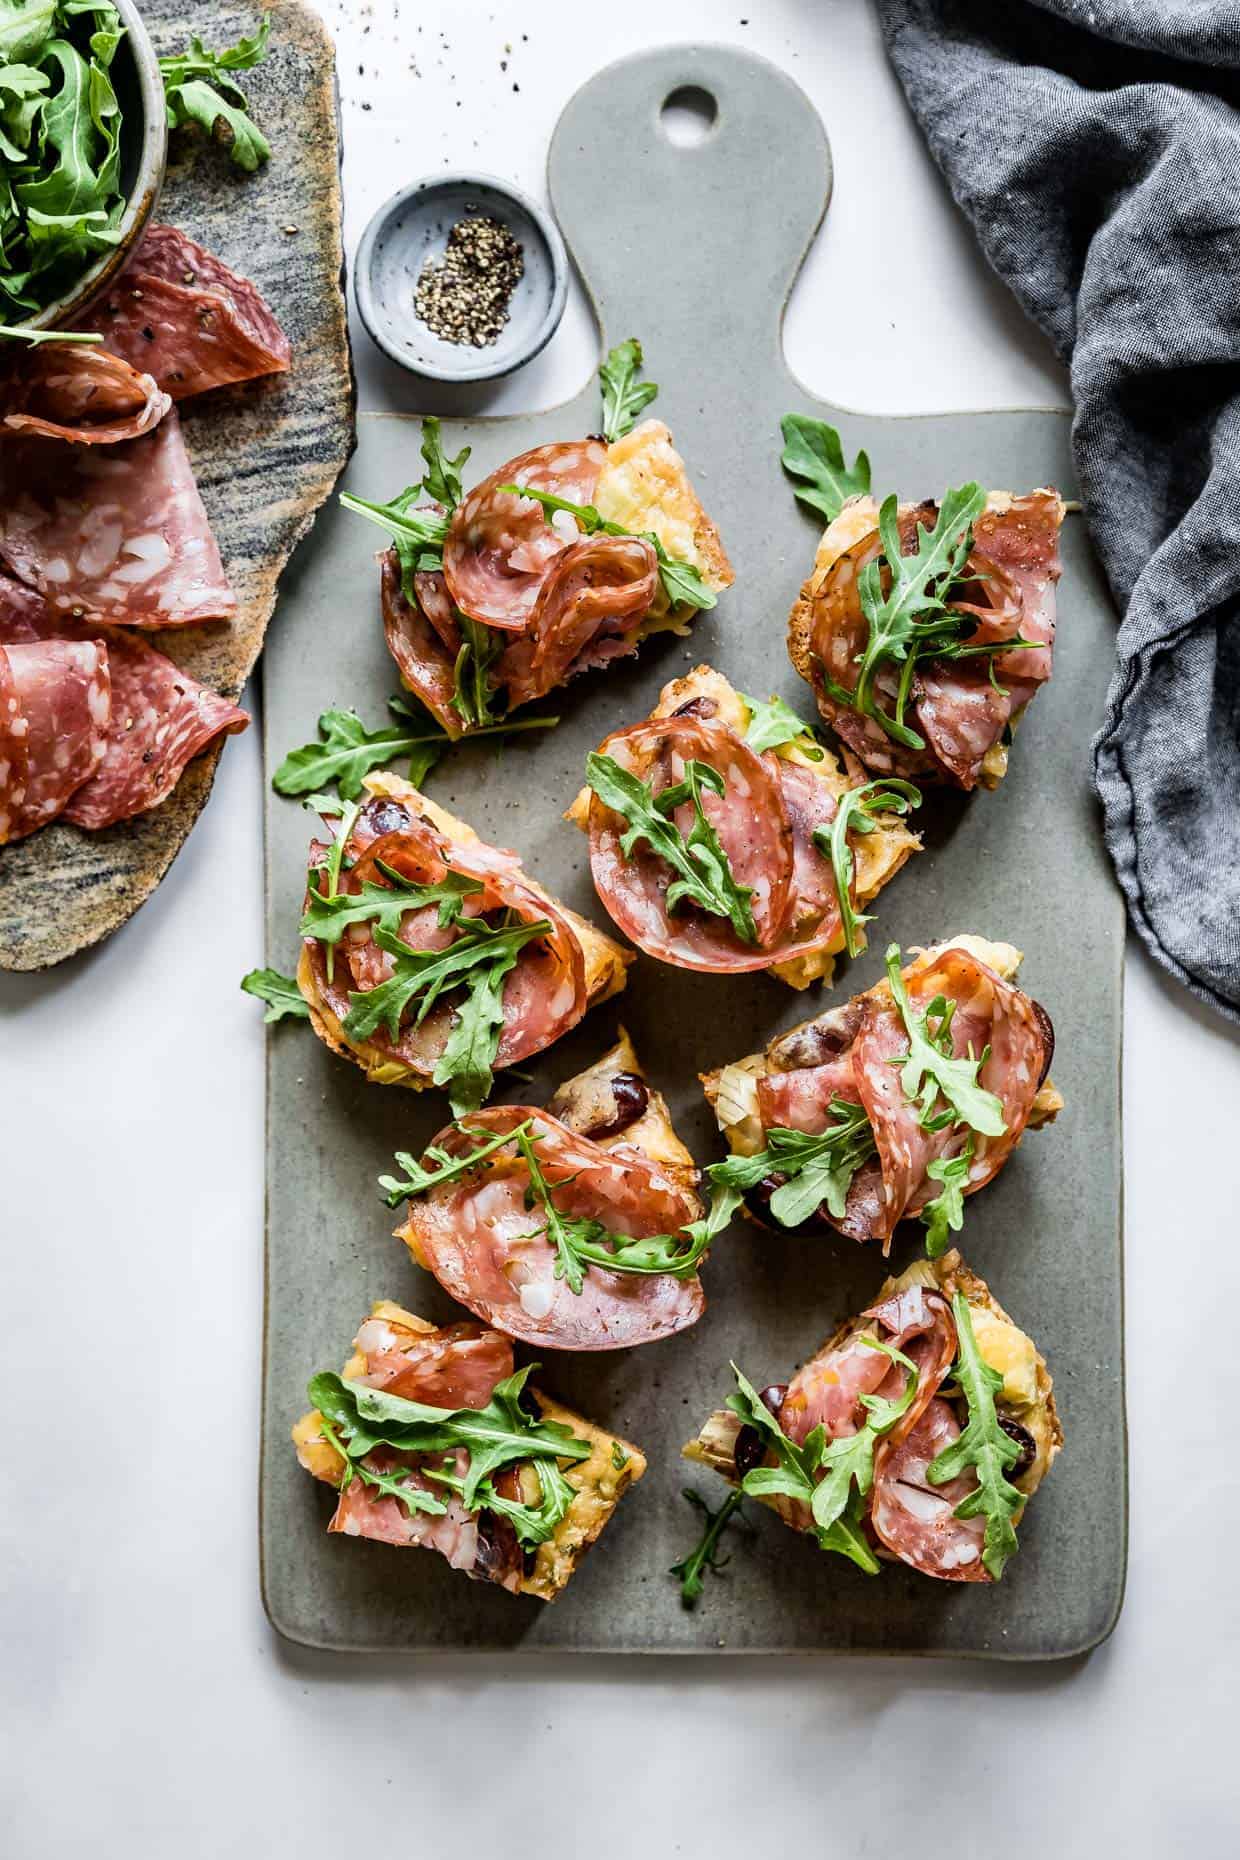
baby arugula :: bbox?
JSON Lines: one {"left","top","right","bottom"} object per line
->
{"left": 599, "top": 337, "right": 658, "bottom": 443}
{"left": 669, "top": 1487, "right": 747, "bottom": 1607}
{"left": 158, "top": 14, "right": 272, "bottom": 173}
{"left": 240, "top": 967, "right": 309, "bottom": 1022}
{"left": 928, "top": 1293, "right": 1026, "bottom": 1579}
{"left": 272, "top": 698, "right": 556, "bottom": 803}
{"left": 883, "top": 944, "right": 1007, "bottom": 1138}
{"left": 814, "top": 777, "right": 922, "bottom": 960}
{"left": 309, "top": 1363, "right": 590, "bottom": 1549}
{"left": 741, "top": 691, "right": 825, "bottom": 761}
{"left": 780, "top": 414, "right": 871, "bottom": 522}
{"left": 707, "top": 1102, "right": 877, "bottom": 1229}
{"left": 586, "top": 750, "right": 758, "bottom": 945}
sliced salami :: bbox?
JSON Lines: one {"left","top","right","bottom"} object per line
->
{"left": 498, "top": 533, "right": 659, "bottom": 708}
{"left": 380, "top": 551, "right": 463, "bottom": 737}
{"left": 870, "top": 1395, "right": 989, "bottom": 1582}
{"left": 0, "top": 409, "right": 236, "bottom": 628}
{"left": 80, "top": 224, "right": 292, "bottom": 401}
{"left": 2, "top": 342, "right": 170, "bottom": 445}
{"left": 350, "top": 1312, "right": 513, "bottom": 1409}
{"left": 397, "top": 1106, "right": 706, "bottom": 1350}
{"left": 0, "top": 638, "right": 110, "bottom": 842}
{"left": 302, "top": 800, "right": 588, "bottom": 1076}
{"left": 442, "top": 440, "right": 609, "bottom": 629}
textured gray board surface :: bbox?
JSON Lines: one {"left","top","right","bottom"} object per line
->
{"left": 260, "top": 46, "right": 1126, "bottom": 1658}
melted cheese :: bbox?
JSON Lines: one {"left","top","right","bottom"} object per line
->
{"left": 595, "top": 419, "right": 713, "bottom": 575}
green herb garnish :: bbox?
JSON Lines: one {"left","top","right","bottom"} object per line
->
{"left": 813, "top": 778, "right": 921, "bottom": 960}
{"left": 724, "top": 1366, "right": 878, "bottom": 1573}
{"left": 273, "top": 707, "right": 449, "bottom": 801}
{"left": 418, "top": 414, "right": 470, "bottom": 508}
{"left": 884, "top": 944, "right": 1006, "bottom": 1138}
{"left": 494, "top": 482, "right": 715, "bottom": 613}
{"left": 310, "top": 1362, "right": 590, "bottom": 1549}
{"left": 339, "top": 489, "right": 450, "bottom": 592}
{"left": 585, "top": 750, "right": 757, "bottom": 945}
{"left": 300, "top": 867, "right": 481, "bottom": 947}
{"left": 780, "top": 414, "right": 871, "bottom": 522}
{"left": 0, "top": 324, "right": 101, "bottom": 345}
{"left": 921, "top": 1138, "right": 973, "bottom": 1258}
{"left": 741, "top": 691, "right": 825, "bottom": 761}
{"left": 379, "top": 1119, "right": 535, "bottom": 1207}
{"left": 707, "top": 1102, "right": 878, "bottom": 1228}
{"left": 451, "top": 614, "right": 504, "bottom": 730}
{"left": 240, "top": 966, "right": 309, "bottom": 1022}
{"left": 158, "top": 15, "right": 272, "bottom": 173}
{"left": 927, "top": 1293, "right": 1024, "bottom": 1579}
{"left": 670, "top": 1487, "right": 746, "bottom": 1606}
{"left": 599, "top": 336, "right": 658, "bottom": 443}
{"left": 804, "top": 1336, "right": 918, "bottom": 1539}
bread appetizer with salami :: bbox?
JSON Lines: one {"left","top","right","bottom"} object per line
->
{"left": 384, "top": 1031, "right": 732, "bottom": 1351}
{"left": 565, "top": 664, "right": 922, "bottom": 987}
{"left": 684, "top": 1250, "right": 1061, "bottom": 1583}
{"left": 702, "top": 935, "right": 1062, "bottom": 1254}
{"left": 341, "top": 340, "right": 732, "bottom": 737}
{"left": 294, "top": 1299, "right": 645, "bottom": 1601}
{"left": 297, "top": 772, "right": 630, "bottom": 1108}
{"left": 781, "top": 417, "right": 1063, "bottom": 791}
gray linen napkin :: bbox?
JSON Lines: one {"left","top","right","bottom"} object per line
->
{"left": 876, "top": 0, "right": 1240, "bottom": 1020}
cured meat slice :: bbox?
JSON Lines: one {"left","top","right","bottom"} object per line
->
{"left": 351, "top": 1313, "right": 513, "bottom": 1408}
{"left": 442, "top": 440, "right": 610, "bottom": 629}
{"left": 870, "top": 1395, "right": 989, "bottom": 1582}
{"left": 397, "top": 1106, "right": 705, "bottom": 1350}
{"left": 302, "top": 802, "right": 588, "bottom": 1077}
{"left": 586, "top": 714, "right": 795, "bottom": 971}
{"left": 806, "top": 493, "right": 1062, "bottom": 788}
{"left": 0, "top": 638, "right": 110, "bottom": 842}
{"left": 2, "top": 343, "right": 170, "bottom": 444}
{"left": 380, "top": 551, "right": 463, "bottom": 738}
{"left": 498, "top": 533, "right": 659, "bottom": 708}
{"left": 0, "top": 409, "right": 235, "bottom": 627}
{"left": 80, "top": 224, "right": 292, "bottom": 401}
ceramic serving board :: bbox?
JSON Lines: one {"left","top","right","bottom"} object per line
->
{"left": 259, "top": 45, "right": 1126, "bottom": 1658}
{"left": 0, "top": 0, "right": 353, "bottom": 971}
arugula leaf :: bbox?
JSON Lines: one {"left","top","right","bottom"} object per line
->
{"left": 339, "top": 487, "right": 450, "bottom": 589}
{"left": 494, "top": 482, "right": 716, "bottom": 613}
{"left": 240, "top": 966, "right": 309, "bottom": 1022}
{"left": 812, "top": 777, "right": 921, "bottom": 960}
{"left": 418, "top": 415, "right": 470, "bottom": 508}
{"left": 0, "top": 322, "right": 101, "bottom": 343}
{"left": 0, "top": 3, "right": 58, "bottom": 65}
{"left": 311, "top": 1361, "right": 591, "bottom": 1544}
{"left": 317, "top": 1415, "right": 448, "bottom": 1522}
{"left": 342, "top": 916, "right": 547, "bottom": 1042}
{"left": 725, "top": 1366, "right": 879, "bottom": 1573}
{"left": 741, "top": 691, "right": 825, "bottom": 761}
{"left": 670, "top": 1486, "right": 746, "bottom": 1606}
{"left": 599, "top": 336, "right": 658, "bottom": 443}
{"left": 158, "top": 15, "right": 271, "bottom": 172}
{"left": 808, "top": 1336, "right": 917, "bottom": 1538}
{"left": 780, "top": 415, "right": 871, "bottom": 522}
{"left": 272, "top": 707, "right": 449, "bottom": 800}
{"left": 379, "top": 1119, "right": 536, "bottom": 1207}
{"left": 921, "top": 1137, "right": 973, "bottom": 1258}
{"left": 927, "top": 1293, "right": 1024, "bottom": 1579}
{"left": 706, "top": 1103, "right": 878, "bottom": 1228}
{"left": 585, "top": 750, "right": 757, "bottom": 944}
{"left": 432, "top": 945, "right": 521, "bottom": 1113}
{"left": 884, "top": 944, "right": 1007, "bottom": 1138}
{"left": 300, "top": 868, "right": 480, "bottom": 947}
{"left": 451, "top": 613, "right": 503, "bottom": 730}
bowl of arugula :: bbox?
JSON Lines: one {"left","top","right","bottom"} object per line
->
{"left": 1, "top": 0, "right": 168, "bottom": 336}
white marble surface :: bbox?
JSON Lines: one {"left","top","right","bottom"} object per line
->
{"left": 3, "top": 2, "right": 1238, "bottom": 1852}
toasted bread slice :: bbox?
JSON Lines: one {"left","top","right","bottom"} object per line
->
{"left": 299, "top": 771, "right": 632, "bottom": 1090}
{"left": 684, "top": 1249, "right": 1062, "bottom": 1526}
{"left": 788, "top": 490, "right": 1066, "bottom": 789}
{"left": 702, "top": 932, "right": 1063, "bottom": 1168}
{"left": 566, "top": 664, "right": 921, "bottom": 989}
{"left": 294, "top": 1298, "right": 646, "bottom": 1602}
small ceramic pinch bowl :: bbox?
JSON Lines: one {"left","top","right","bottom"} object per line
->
{"left": 355, "top": 173, "right": 568, "bottom": 384}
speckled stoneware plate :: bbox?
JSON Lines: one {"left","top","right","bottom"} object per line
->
{"left": 259, "top": 45, "right": 1126, "bottom": 1658}
{"left": 355, "top": 173, "right": 567, "bottom": 382}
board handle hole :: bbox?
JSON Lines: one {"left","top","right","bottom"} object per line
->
{"left": 660, "top": 85, "right": 718, "bottom": 147}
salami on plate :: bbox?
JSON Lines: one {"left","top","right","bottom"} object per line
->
{"left": 703, "top": 934, "right": 1061, "bottom": 1251}
{"left": 685, "top": 1251, "right": 1063, "bottom": 1584}
{"left": 0, "top": 637, "right": 110, "bottom": 843}
{"left": 0, "top": 408, "right": 235, "bottom": 628}
{"left": 2, "top": 342, "right": 171, "bottom": 444}
{"left": 80, "top": 224, "right": 292, "bottom": 401}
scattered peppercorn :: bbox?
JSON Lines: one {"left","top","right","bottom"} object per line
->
{"left": 414, "top": 212, "right": 525, "bottom": 347}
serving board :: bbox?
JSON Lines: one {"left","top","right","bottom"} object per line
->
{"left": 260, "top": 45, "right": 1126, "bottom": 1658}
{"left": 0, "top": 0, "right": 354, "bottom": 971}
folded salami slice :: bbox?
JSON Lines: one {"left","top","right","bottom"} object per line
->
{"left": 0, "top": 578, "right": 249, "bottom": 830}
{"left": 80, "top": 224, "right": 292, "bottom": 401}
{"left": 442, "top": 440, "right": 611, "bottom": 629}
{"left": 0, "top": 637, "right": 110, "bottom": 843}
{"left": 497, "top": 533, "right": 659, "bottom": 708}
{"left": 0, "top": 408, "right": 235, "bottom": 627}
{"left": 396, "top": 1105, "right": 706, "bottom": 1351}
{"left": 380, "top": 552, "right": 463, "bottom": 737}
{"left": 794, "top": 490, "right": 1063, "bottom": 790}
{"left": 2, "top": 343, "right": 171, "bottom": 444}
{"left": 703, "top": 935, "right": 1061, "bottom": 1250}
{"left": 684, "top": 1251, "right": 1063, "bottom": 1585}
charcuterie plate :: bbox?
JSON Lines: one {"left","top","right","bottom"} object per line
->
{"left": 259, "top": 46, "right": 1125, "bottom": 1657}
{"left": 0, "top": 0, "right": 353, "bottom": 971}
